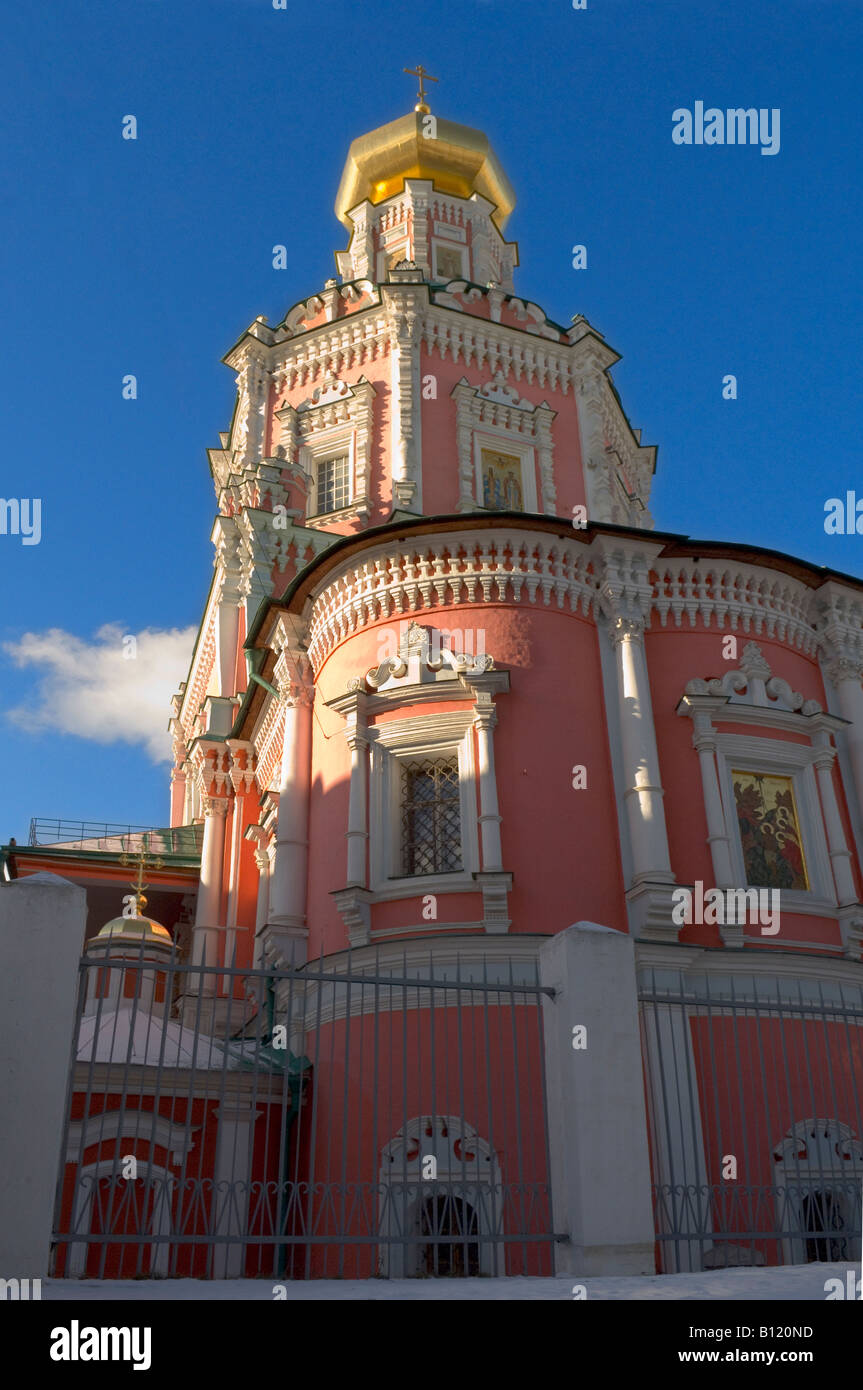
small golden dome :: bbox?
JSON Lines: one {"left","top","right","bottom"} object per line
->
{"left": 96, "top": 892, "right": 172, "bottom": 943}
{"left": 335, "top": 110, "right": 516, "bottom": 232}
{"left": 96, "top": 915, "right": 172, "bottom": 943}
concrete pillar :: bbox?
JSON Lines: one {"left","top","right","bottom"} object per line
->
{"left": 0, "top": 874, "right": 86, "bottom": 1277}
{"left": 210, "top": 1100, "right": 262, "bottom": 1278}
{"left": 538, "top": 921, "right": 655, "bottom": 1277}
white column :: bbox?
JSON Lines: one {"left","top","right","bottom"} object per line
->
{"left": 216, "top": 600, "right": 241, "bottom": 699}
{"left": 538, "top": 921, "right": 656, "bottom": 1276}
{"left": 611, "top": 618, "right": 672, "bottom": 880}
{"left": 344, "top": 697, "right": 369, "bottom": 887}
{"left": 210, "top": 1101, "right": 262, "bottom": 1278}
{"left": 474, "top": 698, "right": 503, "bottom": 872}
{"left": 813, "top": 735, "right": 857, "bottom": 906}
{"left": 252, "top": 844, "right": 271, "bottom": 968}
{"left": 831, "top": 669, "right": 863, "bottom": 818}
{"left": 191, "top": 797, "right": 229, "bottom": 994}
{"left": 691, "top": 716, "right": 735, "bottom": 888}
{"left": 268, "top": 689, "right": 313, "bottom": 959}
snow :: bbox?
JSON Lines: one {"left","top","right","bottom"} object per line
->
{"left": 39, "top": 1262, "right": 859, "bottom": 1300}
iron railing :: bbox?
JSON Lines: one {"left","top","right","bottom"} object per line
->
{"left": 28, "top": 819, "right": 203, "bottom": 855}
{"left": 51, "top": 944, "right": 558, "bottom": 1280}
{"left": 639, "top": 964, "right": 863, "bottom": 1272}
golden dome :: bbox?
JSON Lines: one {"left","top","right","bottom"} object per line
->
{"left": 335, "top": 110, "right": 516, "bottom": 232}
{"left": 96, "top": 893, "right": 172, "bottom": 943}
{"left": 96, "top": 916, "right": 172, "bottom": 943}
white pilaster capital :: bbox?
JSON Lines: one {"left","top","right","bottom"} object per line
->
{"left": 608, "top": 615, "right": 646, "bottom": 648}
{"left": 226, "top": 738, "right": 258, "bottom": 794}
{"left": 191, "top": 739, "right": 232, "bottom": 802}
{"left": 815, "top": 580, "right": 863, "bottom": 682}
{"left": 591, "top": 536, "right": 663, "bottom": 633}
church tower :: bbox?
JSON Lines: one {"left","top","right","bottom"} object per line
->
{"left": 170, "top": 84, "right": 661, "bottom": 1008}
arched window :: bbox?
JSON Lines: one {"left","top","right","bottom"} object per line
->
{"left": 773, "top": 1119, "right": 863, "bottom": 1265}
{"left": 67, "top": 1160, "right": 176, "bottom": 1278}
{"left": 378, "top": 1117, "right": 502, "bottom": 1277}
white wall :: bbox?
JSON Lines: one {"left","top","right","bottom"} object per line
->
{"left": 0, "top": 874, "right": 85, "bottom": 1276}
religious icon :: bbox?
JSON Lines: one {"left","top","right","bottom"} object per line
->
{"left": 731, "top": 770, "right": 809, "bottom": 890}
{"left": 480, "top": 448, "right": 523, "bottom": 510}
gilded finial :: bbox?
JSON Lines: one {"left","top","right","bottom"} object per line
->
{"left": 404, "top": 63, "right": 439, "bottom": 114}
{"left": 120, "top": 833, "right": 164, "bottom": 917}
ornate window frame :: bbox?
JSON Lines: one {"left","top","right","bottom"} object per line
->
{"left": 327, "top": 622, "right": 512, "bottom": 943}
{"left": 369, "top": 710, "right": 479, "bottom": 897}
{"left": 276, "top": 376, "right": 375, "bottom": 526}
{"left": 772, "top": 1118, "right": 863, "bottom": 1266}
{"left": 377, "top": 1116, "right": 502, "bottom": 1278}
{"left": 451, "top": 374, "right": 557, "bottom": 515}
{"left": 677, "top": 641, "right": 862, "bottom": 947}
{"left": 306, "top": 433, "right": 354, "bottom": 518}
{"left": 714, "top": 733, "right": 834, "bottom": 914}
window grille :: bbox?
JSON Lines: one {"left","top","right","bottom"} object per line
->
{"left": 316, "top": 455, "right": 350, "bottom": 514}
{"left": 400, "top": 758, "right": 462, "bottom": 876}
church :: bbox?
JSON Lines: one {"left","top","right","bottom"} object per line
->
{"left": 7, "top": 73, "right": 863, "bottom": 1283}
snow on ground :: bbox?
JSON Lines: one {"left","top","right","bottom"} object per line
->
{"left": 39, "top": 1263, "right": 860, "bottom": 1300}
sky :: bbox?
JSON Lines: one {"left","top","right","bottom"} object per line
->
{"left": 1, "top": 0, "right": 861, "bottom": 842}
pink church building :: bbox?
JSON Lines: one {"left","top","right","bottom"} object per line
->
{"left": 33, "top": 93, "right": 863, "bottom": 1282}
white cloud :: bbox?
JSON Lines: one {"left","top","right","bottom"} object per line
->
{"left": 3, "top": 623, "right": 197, "bottom": 763}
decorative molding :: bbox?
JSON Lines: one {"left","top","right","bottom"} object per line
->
{"left": 653, "top": 561, "right": 818, "bottom": 654}
{"left": 451, "top": 375, "right": 557, "bottom": 514}
{"left": 306, "top": 530, "right": 598, "bottom": 672}
{"left": 66, "top": 1113, "right": 199, "bottom": 1166}
{"left": 685, "top": 642, "right": 823, "bottom": 715}
{"left": 327, "top": 623, "right": 512, "bottom": 936}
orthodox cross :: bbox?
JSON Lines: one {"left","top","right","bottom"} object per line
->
{"left": 404, "top": 64, "right": 439, "bottom": 111}
{"left": 120, "top": 834, "right": 164, "bottom": 915}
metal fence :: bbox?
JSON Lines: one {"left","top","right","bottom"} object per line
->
{"left": 28, "top": 819, "right": 203, "bottom": 854}
{"left": 639, "top": 964, "right": 863, "bottom": 1272}
{"left": 51, "top": 942, "right": 558, "bottom": 1280}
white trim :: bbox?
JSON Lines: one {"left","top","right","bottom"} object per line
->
{"left": 66, "top": 1114, "right": 198, "bottom": 1166}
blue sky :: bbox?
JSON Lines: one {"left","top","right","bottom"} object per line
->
{"left": 1, "top": 0, "right": 861, "bottom": 841}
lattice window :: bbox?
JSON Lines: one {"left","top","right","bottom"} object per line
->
{"left": 400, "top": 758, "right": 462, "bottom": 876}
{"left": 315, "top": 455, "right": 350, "bottom": 514}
